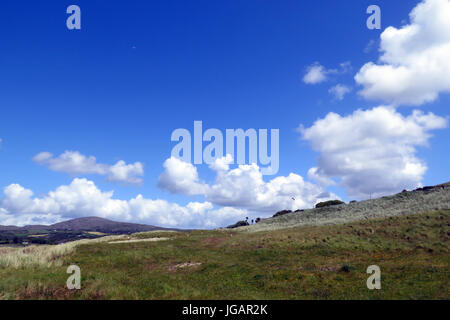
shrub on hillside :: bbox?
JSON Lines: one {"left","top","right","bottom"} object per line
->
{"left": 315, "top": 200, "right": 345, "bottom": 209}
{"left": 273, "top": 210, "right": 292, "bottom": 218}
{"left": 226, "top": 220, "right": 249, "bottom": 229}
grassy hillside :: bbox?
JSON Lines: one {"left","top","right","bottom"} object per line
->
{"left": 244, "top": 184, "right": 450, "bottom": 232}
{"left": 0, "top": 210, "right": 448, "bottom": 300}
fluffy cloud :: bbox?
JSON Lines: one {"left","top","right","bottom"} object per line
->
{"left": 303, "top": 63, "right": 328, "bottom": 84}
{"left": 300, "top": 106, "right": 447, "bottom": 199}
{"left": 355, "top": 0, "right": 450, "bottom": 105}
{"left": 158, "top": 155, "right": 337, "bottom": 213}
{"left": 0, "top": 210, "right": 62, "bottom": 227}
{"left": 33, "top": 151, "right": 144, "bottom": 185}
{"left": 1, "top": 179, "right": 131, "bottom": 221}
{"left": 329, "top": 84, "right": 351, "bottom": 100}
{"left": 303, "top": 62, "right": 352, "bottom": 84}
{"left": 0, "top": 178, "right": 246, "bottom": 229}
{"left": 107, "top": 160, "right": 144, "bottom": 184}
{"left": 157, "top": 157, "right": 206, "bottom": 195}
{"left": 130, "top": 197, "right": 245, "bottom": 229}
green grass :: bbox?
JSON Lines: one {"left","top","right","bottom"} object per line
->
{"left": 0, "top": 210, "right": 448, "bottom": 300}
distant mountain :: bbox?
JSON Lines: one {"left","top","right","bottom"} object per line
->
{"left": 49, "top": 217, "right": 175, "bottom": 233}
{"left": 0, "top": 217, "right": 180, "bottom": 234}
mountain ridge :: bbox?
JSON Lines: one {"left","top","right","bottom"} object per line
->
{"left": 0, "top": 216, "right": 181, "bottom": 233}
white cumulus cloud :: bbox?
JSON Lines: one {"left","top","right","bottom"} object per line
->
{"left": 329, "top": 84, "right": 351, "bottom": 100}
{"left": 33, "top": 151, "right": 144, "bottom": 185}
{"left": 300, "top": 106, "right": 448, "bottom": 199}
{"left": 303, "top": 62, "right": 352, "bottom": 85}
{"left": 158, "top": 156, "right": 338, "bottom": 213}
{"left": 355, "top": 0, "right": 450, "bottom": 106}
{"left": 157, "top": 157, "right": 206, "bottom": 195}
{"left": 303, "top": 63, "right": 328, "bottom": 84}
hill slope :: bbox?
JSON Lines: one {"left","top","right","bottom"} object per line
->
{"left": 49, "top": 217, "right": 172, "bottom": 233}
{"left": 0, "top": 217, "right": 178, "bottom": 233}
{"left": 244, "top": 183, "right": 450, "bottom": 232}
{"left": 1, "top": 209, "right": 448, "bottom": 299}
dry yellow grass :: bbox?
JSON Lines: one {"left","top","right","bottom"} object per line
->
{"left": 0, "top": 235, "right": 127, "bottom": 269}
{"left": 86, "top": 231, "right": 106, "bottom": 236}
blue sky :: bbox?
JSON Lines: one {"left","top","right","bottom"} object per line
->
{"left": 0, "top": 0, "right": 449, "bottom": 228}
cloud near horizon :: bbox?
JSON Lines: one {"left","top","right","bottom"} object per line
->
{"left": 0, "top": 178, "right": 246, "bottom": 228}
{"left": 158, "top": 155, "right": 338, "bottom": 213}
{"left": 0, "top": 153, "right": 339, "bottom": 228}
